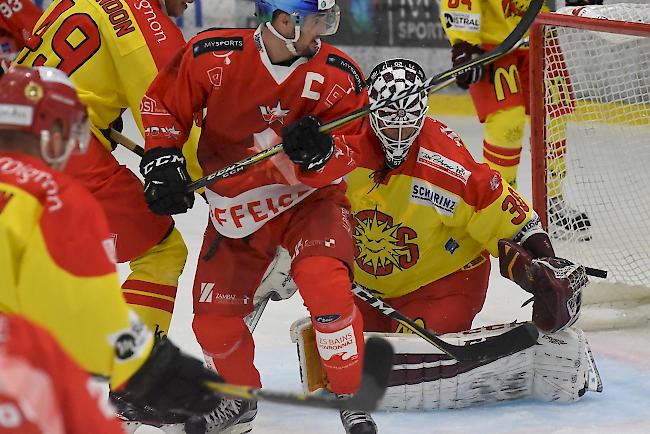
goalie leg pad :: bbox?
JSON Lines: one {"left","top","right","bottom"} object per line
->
{"left": 291, "top": 320, "right": 602, "bottom": 409}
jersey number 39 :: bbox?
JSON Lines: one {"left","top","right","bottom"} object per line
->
{"left": 17, "top": 0, "right": 99, "bottom": 75}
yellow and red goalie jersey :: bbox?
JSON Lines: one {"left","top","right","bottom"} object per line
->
{"left": 143, "top": 27, "right": 367, "bottom": 238}
{"left": 15, "top": 0, "right": 189, "bottom": 151}
{"left": 0, "top": 153, "right": 153, "bottom": 388}
{"left": 347, "top": 118, "right": 536, "bottom": 298}
{"left": 440, "top": 0, "right": 549, "bottom": 46}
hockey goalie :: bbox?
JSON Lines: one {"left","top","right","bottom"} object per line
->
{"left": 291, "top": 58, "right": 602, "bottom": 417}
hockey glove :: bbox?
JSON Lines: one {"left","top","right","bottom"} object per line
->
{"left": 100, "top": 115, "right": 124, "bottom": 151}
{"left": 565, "top": 0, "right": 603, "bottom": 6}
{"left": 117, "top": 338, "right": 223, "bottom": 416}
{"left": 498, "top": 239, "right": 587, "bottom": 333}
{"left": 140, "top": 147, "right": 194, "bottom": 215}
{"left": 282, "top": 115, "right": 334, "bottom": 172}
{"left": 451, "top": 42, "right": 485, "bottom": 90}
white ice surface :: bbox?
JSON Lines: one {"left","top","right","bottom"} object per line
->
{"left": 114, "top": 114, "right": 650, "bottom": 434}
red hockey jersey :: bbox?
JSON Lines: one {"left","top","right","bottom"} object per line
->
{"left": 0, "top": 0, "right": 40, "bottom": 46}
{"left": 143, "top": 26, "right": 368, "bottom": 238}
{"left": 0, "top": 314, "right": 123, "bottom": 434}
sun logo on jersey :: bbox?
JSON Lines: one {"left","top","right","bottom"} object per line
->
{"left": 353, "top": 208, "right": 419, "bottom": 277}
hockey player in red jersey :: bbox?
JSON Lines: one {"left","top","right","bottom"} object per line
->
{"left": 0, "top": 314, "right": 125, "bottom": 434}
{"left": 0, "top": 66, "right": 225, "bottom": 430}
{"left": 140, "top": 0, "right": 374, "bottom": 432}
{"left": 0, "top": 0, "right": 41, "bottom": 74}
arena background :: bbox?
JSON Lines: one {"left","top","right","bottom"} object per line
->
{"left": 29, "top": 0, "right": 641, "bottom": 116}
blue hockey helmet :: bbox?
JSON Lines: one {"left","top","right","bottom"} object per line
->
{"left": 255, "top": 0, "right": 340, "bottom": 37}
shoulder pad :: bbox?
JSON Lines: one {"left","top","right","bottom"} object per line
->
{"left": 325, "top": 53, "right": 365, "bottom": 95}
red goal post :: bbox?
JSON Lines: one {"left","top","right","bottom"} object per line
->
{"left": 529, "top": 8, "right": 650, "bottom": 330}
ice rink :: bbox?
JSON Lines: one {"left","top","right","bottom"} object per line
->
{"left": 115, "top": 114, "right": 650, "bottom": 434}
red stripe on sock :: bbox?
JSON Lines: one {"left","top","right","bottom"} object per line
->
{"left": 122, "top": 279, "right": 177, "bottom": 298}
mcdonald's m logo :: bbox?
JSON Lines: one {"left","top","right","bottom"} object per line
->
{"left": 493, "top": 65, "right": 520, "bottom": 102}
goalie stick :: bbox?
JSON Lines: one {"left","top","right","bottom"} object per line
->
{"left": 184, "top": 0, "right": 544, "bottom": 192}
{"left": 352, "top": 284, "right": 539, "bottom": 362}
{"left": 205, "top": 337, "right": 393, "bottom": 411}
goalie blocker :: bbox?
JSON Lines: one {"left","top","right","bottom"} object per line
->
{"left": 290, "top": 319, "right": 602, "bottom": 410}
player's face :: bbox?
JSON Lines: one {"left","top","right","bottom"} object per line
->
{"left": 164, "top": 0, "right": 193, "bottom": 18}
{"left": 292, "top": 6, "right": 340, "bottom": 56}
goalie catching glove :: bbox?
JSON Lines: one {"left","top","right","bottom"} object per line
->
{"left": 140, "top": 147, "right": 194, "bottom": 215}
{"left": 282, "top": 115, "right": 334, "bottom": 172}
{"left": 498, "top": 236, "right": 587, "bottom": 333}
{"left": 112, "top": 338, "right": 223, "bottom": 416}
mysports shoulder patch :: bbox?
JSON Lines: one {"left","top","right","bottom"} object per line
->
{"left": 326, "top": 54, "right": 365, "bottom": 94}
{"left": 193, "top": 37, "right": 244, "bottom": 57}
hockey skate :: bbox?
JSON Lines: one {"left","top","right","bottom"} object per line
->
{"left": 338, "top": 395, "right": 377, "bottom": 434}
{"left": 548, "top": 196, "right": 591, "bottom": 241}
{"left": 183, "top": 398, "right": 257, "bottom": 434}
{"left": 110, "top": 392, "right": 187, "bottom": 434}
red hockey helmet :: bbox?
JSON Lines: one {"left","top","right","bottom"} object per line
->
{"left": 0, "top": 66, "right": 89, "bottom": 168}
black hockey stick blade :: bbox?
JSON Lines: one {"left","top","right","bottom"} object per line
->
{"left": 433, "top": 322, "right": 539, "bottom": 362}
{"left": 353, "top": 284, "right": 539, "bottom": 362}
{"left": 205, "top": 337, "right": 393, "bottom": 411}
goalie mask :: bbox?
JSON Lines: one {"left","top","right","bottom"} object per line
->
{"left": 0, "top": 66, "right": 89, "bottom": 169}
{"left": 368, "top": 58, "right": 428, "bottom": 168}
{"left": 255, "top": 0, "right": 340, "bottom": 55}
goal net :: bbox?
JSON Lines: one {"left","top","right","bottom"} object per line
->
{"left": 530, "top": 4, "right": 650, "bottom": 330}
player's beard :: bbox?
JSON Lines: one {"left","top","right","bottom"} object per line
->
{"left": 294, "top": 38, "right": 320, "bottom": 58}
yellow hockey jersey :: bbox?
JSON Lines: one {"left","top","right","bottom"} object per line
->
{"left": 440, "top": 0, "right": 549, "bottom": 46}
{"left": 0, "top": 152, "right": 153, "bottom": 388}
{"left": 347, "top": 118, "right": 537, "bottom": 298}
{"left": 15, "top": 0, "right": 201, "bottom": 177}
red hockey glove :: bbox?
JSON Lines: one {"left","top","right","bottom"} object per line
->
{"left": 498, "top": 239, "right": 587, "bottom": 333}
{"left": 565, "top": 0, "right": 603, "bottom": 6}
{"left": 451, "top": 42, "right": 485, "bottom": 90}
{"left": 140, "top": 147, "right": 194, "bottom": 215}
{"left": 117, "top": 338, "right": 223, "bottom": 416}
{"left": 282, "top": 115, "right": 334, "bottom": 172}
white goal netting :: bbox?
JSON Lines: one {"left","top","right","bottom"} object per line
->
{"left": 531, "top": 4, "right": 650, "bottom": 328}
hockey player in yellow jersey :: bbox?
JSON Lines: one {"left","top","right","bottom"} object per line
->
{"left": 15, "top": 0, "right": 200, "bottom": 342}
{"left": 347, "top": 58, "right": 585, "bottom": 336}
{"left": 439, "top": 0, "right": 600, "bottom": 237}
{"left": 0, "top": 65, "right": 225, "bottom": 426}
{"left": 290, "top": 58, "right": 599, "bottom": 412}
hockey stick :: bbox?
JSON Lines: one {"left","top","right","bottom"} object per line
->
{"left": 352, "top": 284, "right": 539, "bottom": 362}
{"left": 205, "top": 337, "right": 393, "bottom": 411}
{"left": 110, "top": 128, "right": 145, "bottom": 157}
{"left": 185, "top": 0, "right": 543, "bottom": 192}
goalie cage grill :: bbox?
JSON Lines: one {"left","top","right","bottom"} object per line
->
{"left": 530, "top": 4, "right": 650, "bottom": 330}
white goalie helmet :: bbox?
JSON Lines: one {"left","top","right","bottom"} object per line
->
{"left": 368, "top": 58, "right": 429, "bottom": 168}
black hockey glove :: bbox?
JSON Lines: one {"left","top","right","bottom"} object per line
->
{"left": 565, "top": 0, "right": 603, "bottom": 6}
{"left": 451, "top": 42, "right": 485, "bottom": 90}
{"left": 100, "top": 115, "right": 124, "bottom": 151}
{"left": 117, "top": 338, "right": 223, "bottom": 416}
{"left": 282, "top": 115, "right": 334, "bottom": 172}
{"left": 140, "top": 147, "right": 194, "bottom": 215}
